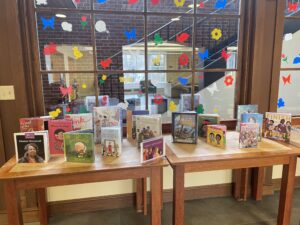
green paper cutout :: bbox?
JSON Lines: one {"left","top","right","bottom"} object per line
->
{"left": 154, "top": 33, "right": 163, "bottom": 46}
{"left": 197, "top": 104, "right": 204, "bottom": 114}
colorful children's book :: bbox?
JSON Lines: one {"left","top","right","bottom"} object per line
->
{"left": 101, "top": 127, "right": 122, "bottom": 157}
{"left": 63, "top": 130, "right": 94, "bottom": 163}
{"left": 126, "top": 110, "right": 149, "bottom": 141}
{"left": 198, "top": 114, "right": 220, "bottom": 138}
{"left": 65, "top": 113, "right": 93, "bottom": 130}
{"left": 180, "top": 94, "right": 201, "bottom": 112}
{"left": 239, "top": 123, "right": 259, "bottom": 148}
{"left": 172, "top": 112, "right": 198, "bottom": 144}
{"left": 48, "top": 119, "right": 73, "bottom": 155}
{"left": 19, "top": 118, "right": 45, "bottom": 132}
{"left": 241, "top": 113, "right": 263, "bottom": 141}
{"left": 140, "top": 136, "right": 165, "bottom": 163}
{"left": 263, "top": 112, "right": 292, "bottom": 142}
{"left": 236, "top": 105, "right": 258, "bottom": 131}
{"left": 136, "top": 115, "right": 162, "bottom": 146}
{"left": 290, "top": 127, "right": 300, "bottom": 147}
{"left": 93, "top": 106, "right": 122, "bottom": 144}
{"left": 14, "top": 131, "right": 49, "bottom": 163}
{"left": 206, "top": 125, "right": 226, "bottom": 148}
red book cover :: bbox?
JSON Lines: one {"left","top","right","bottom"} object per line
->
{"left": 48, "top": 119, "right": 73, "bottom": 155}
{"left": 19, "top": 118, "right": 45, "bottom": 132}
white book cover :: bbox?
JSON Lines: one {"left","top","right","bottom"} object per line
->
{"left": 136, "top": 115, "right": 162, "bottom": 146}
{"left": 65, "top": 113, "right": 93, "bottom": 130}
{"left": 101, "top": 127, "right": 122, "bottom": 157}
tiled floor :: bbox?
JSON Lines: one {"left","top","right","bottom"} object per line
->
{"left": 27, "top": 189, "right": 300, "bottom": 225}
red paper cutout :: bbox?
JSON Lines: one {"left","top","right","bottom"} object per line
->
{"left": 59, "top": 86, "right": 72, "bottom": 97}
{"left": 282, "top": 74, "right": 291, "bottom": 85}
{"left": 151, "top": 0, "right": 160, "bottom": 5}
{"left": 101, "top": 96, "right": 108, "bottom": 105}
{"left": 100, "top": 58, "right": 112, "bottom": 69}
{"left": 288, "top": 2, "right": 298, "bottom": 12}
{"left": 43, "top": 42, "right": 57, "bottom": 55}
{"left": 281, "top": 53, "right": 286, "bottom": 58}
{"left": 224, "top": 75, "right": 234, "bottom": 86}
{"left": 153, "top": 94, "right": 164, "bottom": 105}
{"left": 75, "top": 0, "right": 80, "bottom": 3}
{"left": 179, "top": 53, "right": 189, "bottom": 66}
{"left": 81, "top": 16, "right": 87, "bottom": 22}
{"left": 198, "top": 75, "right": 204, "bottom": 80}
{"left": 199, "top": 2, "right": 205, "bottom": 8}
{"left": 128, "top": 0, "right": 138, "bottom": 4}
{"left": 66, "top": 107, "right": 71, "bottom": 112}
{"left": 221, "top": 49, "right": 231, "bottom": 61}
{"left": 176, "top": 33, "right": 190, "bottom": 43}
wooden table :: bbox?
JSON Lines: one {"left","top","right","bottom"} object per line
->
{"left": 0, "top": 139, "right": 168, "bottom": 225}
{"left": 166, "top": 132, "right": 300, "bottom": 225}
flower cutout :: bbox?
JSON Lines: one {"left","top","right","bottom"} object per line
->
{"left": 224, "top": 75, "right": 234, "bottom": 86}
{"left": 211, "top": 28, "right": 222, "bottom": 41}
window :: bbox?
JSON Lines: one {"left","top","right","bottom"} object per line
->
{"left": 34, "top": 0, "right": 242, "bottom": 122}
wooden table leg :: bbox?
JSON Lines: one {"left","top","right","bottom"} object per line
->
{"left": 136, "top": 178, "right": 143, "bottom": 213}
{"left": 4, "top": 180, "right": 23, "bottom": 225}
{"left": 173, "top": 165, "right": 184, "bottom": 225}
{"left": 151, "top": 167, "right": 162, "bottom": 225}
{"left": 160, "top": 167, "right": 163, "bottom": 210}
{"left": 143, "top": 177, "right": 147, "bottom": 216}
{"left": 277, "top": 156, "right": 297, "bottom": 225}
{"left": 252, "top": 167, "right": 265, "bottom": 201}
{"left": 37, "top": 188, "right": 48, "bottom": 225}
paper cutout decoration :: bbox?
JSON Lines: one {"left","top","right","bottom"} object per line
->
{"left": 174, "top": 0, "right": 186, "bottom": 7}
{"left": 80, "top": 16, "right": 88, "bottom": 28}
{"left": 207, "top": 83, "right": 219, "bottom": 95}
{"left": 284, "top": 33, "right": 293, "bottom": 41}
{"left": 95, "top": 20, "right": 109, "bottom": 33}
{"left": 36, "top": 0, "right": 47, "bottom": 5}
{"left": 178, "top": 77, "right": 188, "bottom": 85}
{"left": 215, "top": 0, "right": 227, "bottom": 9}
{"left": 117, "top": 101, "right": 129, "bottom": 110}
{"left": 179, "top": 53, "right": 189, "bottom": 66}
{"left": 49, "top": 108, "right": 61, "bottom": 119}
{"left": 82, "top": 84, "right": 87, "bottom": 89}
{"left": 75, "top": 0, "right": 80, "bottom": 3}
{"left": 169, "top": 101, "right": 177, "bottom": 112}
{"left": 293, "top": 55, "right": 300, "bottom": 64}
{"left": 282, "top": 74, "right": 291, "bottom": 85}
{"left": 281, "top": 54, "right": 288, "bottom": 63}
{"left": 124, "top": 28, "right": 137, "bottom": 41}
{"left": 277, "top": 98, "right": 285, "bottom": 108}
{"left": 224, "top": 75, "right": 234, "bottom": 86}
{"left": 101, "top": 96, "right": 108, "bottom": 105}
{"left": 288, "top": 2, "right": 298, "bottom": 12}
{"left": 102, "top": 74, "right": 107, "bottom": 81}
{"left": 60, "top": 86, "right": 72, "bottom": 97}
{"left": 151, "top": 0, "right": 160, "bottom": 5}
{"left": 198, "top": 75, "right": 204, "bottom": 80}
{"left": 154, "top": 33, "right": 163, "bottom": 45}
{"left": 99, "top": 79, "right": 105, "bottom": 85}
{"left": 152, "top": 55, "right": 161, "bottom": 66}
{"left": 66, "top": 107, "right": 71, "bottom": 113}
{"left": 213, "top": 108, "right": 219, "bottom": 113}
{"left": 119, "top": 77, "right": 134, "bottom": 83}
{"left": 119, "top": 77, "right": 125, "bottom": 83}
{"left": 73, "top": 47, "right": 83, "bottom": 59}
{"left": 41, "top": 16, "right": 55, "bottom": 30}
{"left": 199, "top": 2, "right": 205, "bottom": 8}
{"left": 176, "top": 33, "right": 190, "bottom": 43}
{"left": 97, "top": 0, "right": 107, "bottom": 3}
{"left": 211, "top": 28, "right": 222, "bottom": 40}
{"left": 100, "top": 58, "right": 112, "bottom": 69}
{"left": 137, "top": 90, "right": 143, "bottom": 97}
{"left": 221, "top": 49, "right": 231, "bottom": 61}
{"left": 43, "top": 42, "right": 57, "bottom": 55}
{"left": 197, "top": 104, "right": 204, "bottom": 114}
{"left": 153, "top": 94, "right": 164, "bottom": 105}
{"left": 61, "top": 22, "right": 72, "bottom": 32}
{"left": 79, "top": 105, "right": 89, "bottom": 113}
{"left": 128, "top": 0, "right": 138, "bottom": 4}
{"left": 198, "top": 49, "right": 209, "bottom": 61}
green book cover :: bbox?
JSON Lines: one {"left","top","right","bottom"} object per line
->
{"left": 198, "top": 114, "right": 220, "bottom": 138}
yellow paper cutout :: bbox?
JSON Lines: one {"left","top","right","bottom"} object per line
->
{"left": 152, "top": 55, "right": 161, "bottom": 66}
{"left": 169, "top": 101, "right": 177, "bottom": 112}
{"left": 73, "top": 46, "right": 83, "bottom": 59}
{"left": 174, "top": 0, "right": 185, "bottom": 7}
{"left": 211, "top": 28, "right": 222, "bottom": 41}
{"left": 102, "top": 74, "right": 107, "bottom": 81}
{"left": 82, "top": 84, "right": 87, "bottom": 89}
{"left": 49, "top": 108, "right": 61, "bottom": 119}
{"left": 119, "top": 77, "right": 133, "bottom": 83}
{"left": 213, "top": 108, "right": 219, "bottom": 113}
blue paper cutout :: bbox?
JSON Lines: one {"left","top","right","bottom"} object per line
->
{"left": 41, "top": 16, "right": 55, "bottom": 30}
{"left": 124, "top": 28, "right": 137, "bottom": 41}
{"left": 293, "top": 56, "right": 300, "bottom": 64}
{"left": 198, "top": 49, "right": 209, "bottom": 61}
{"left": 97, "top": 0, "right": 106, "bottom": 3}
{"left": 178, "top": 77, "right": 188, "bottom": 86}
{"left": 278, "top": 98, "right": 285, "bottom": 108}
{"left": 215, "top": 0, "right": 227, "bottom": 9}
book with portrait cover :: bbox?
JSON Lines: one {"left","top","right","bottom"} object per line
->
{"left": 140, "top": 136, "right": 165, "bottom": 163}
{"left": 48, "top": 119, "right": 73, "bottom": 155}
{"left": 93, "top": 106, "right": 122, "bottom": 144}
{"left": 172, "top": 112, "right": 198, "bottom": 144}
{"left": 263, "top": 112, "right": 292, "bottom": 142}
{"left": 239, "top": 123, "right": 259, "bottom": 148}
{"left": 101, "top": 127, "right": 122, "bottom": 157}
{"left": 19, "top": 118, "right": 45, "bottom": 132}
{"left": 63, "top": 130, "right": 94, "bottom": 163}
{"left": 180, "top": 94, "right": 201, "bottom": 112}
{"left": 206, "top": 125, "right": 226, "bottom": 148}
{"left": 198, "top": 114, "right": 220, "bottom": 138}
{"left": 241, "top": 113, "right": 263, "bottom": 141}
{"left": 126, "top": 110, "right": 149, "bottom": 141}
{"left": 65, "top": 113, "right": 93, "bottom": 130}
{"left": 14, "top": 131, "right": 49, "bottom": 163}
{"left": 236, "top": 105, "right": 258, "bottom": 131}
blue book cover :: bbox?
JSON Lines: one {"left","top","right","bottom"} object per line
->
{"left": 236, "top": 105, "right": 258, "bottom": 131}
{"left": 241, "top": 113, "right": 263, "bottom": 141}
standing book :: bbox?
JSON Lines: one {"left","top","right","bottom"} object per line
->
{"left": 241, "top": 113, "right": 263, "bottom": 141}
{"left": 19, "top": 117, "right": 45, "bottom": 132}
{"left": 172, "top": 112, "right": 198, "bottom": 144}
{"left": 48, "top": 119, "right": 73, "bottom": 155}
{"left": 101, "top": 127, "right": 122, "bottom": 157}
{"left": 206, "top": 125, "right": 226, "bottom": 148}
{"left": 198, "top": 114, "right": 220, "bottom": 138}
{"left": 239, "top": 123, "right": 259, "bottom": 148}
{"left": 14, "top": 131, "right": 49, "bottom": 163}
{"left": 180, "top": 94, "right": 201, "bottom": 112}
{"left": 236, "top": 105, "right": 258, "bottom": 131}
{"left": 263, "top": 112, "right": 292, "bottom": 142}
{"left": 126, "top": 110, "right": 149, "bottom": 141}
{"left": 140, "top": 136, "right": 165, "bottom": 163}
{"left": 65, "top": 113, "right": 93, "bottom": 130}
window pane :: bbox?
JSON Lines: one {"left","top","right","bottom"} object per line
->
{"left": 36, "top": 12, "right": 93, "bottom": 71}
{"left": 196, "top": 0, "right": 240, "bottom": 15}
{"left": 35, "top": 0, "right": 91, "bottom": 10}
{"left": 147, "top": 0, "right": 194, "bottom": 14}
{"left": 93, "top": 0, "right": 144, "bottom": 12}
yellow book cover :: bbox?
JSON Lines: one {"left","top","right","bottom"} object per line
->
{"left": 206, "top": 125, "right": 226, "bottom": 148}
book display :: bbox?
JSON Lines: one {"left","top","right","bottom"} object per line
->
{"left": 180, "top": 94, "right": 201, "bottom": 112}
{"left": 241, "top": 113, "right": 263, "bottom": 141}
{"left": 126, "top": 110, "right": 149, "bottom": 141}
{"left": 19, "top": 117, "right": 45, "bottom": 132}
{"left": 236, "top": 105, "right": 258, "bottom": 131}
{"left": 141, "top": 137, "right": 165, "bottom": 163}
{"left": 101, "top": 127, "right": 122, "bottom": 157}
{"left": 136, "top": 115, "right": 162, "bottom": 146}
{"left": 239, "top": 123, "right": 259, "bottom": 148}
{"left": 206, "top": 125, "right": 226, "bottom": 148}
{"left": 65, "top": 113, "right": 93, "bottom": 130}
{"left": 198, "top": 114, "right": 220, "bottom": 138}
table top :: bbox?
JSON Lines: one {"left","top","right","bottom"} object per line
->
{"left": 166, "top": 132, "right": 300, "bottom": 165}
{"left": 0, "top": 139, "right": 168, "bottom": 180}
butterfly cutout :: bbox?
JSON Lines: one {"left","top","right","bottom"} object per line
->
{"left": 221, "top": 49, "right": 231, "bottom": 61}
{"left": 100, "top": 58, "right": 112, "bottom": 69}
{"left": 215, "top": 0, "right": 227, "bottom": 9}
{"left": 288, "top": 2, "right": 298, "bottom": 12}
{"left": 41, "top": 16, "right": 55, "bottom": 30}
{"left": 124, "top": 28, "right": 137, "bottom": 41}
{"left": 97, "top": 0, "right": 106, "bottom": 3}
{"left": 207, "top": 83, "right": 219, "bottom": 95}
{"left": 293, "top": 55, "right": 300, "bottom": 64}
{"left": 199, "top": 2, "right": 205, "bottom": 8}
{"left": 176, "top": 33, "right": 190, "bottom": 43}
{"left": 59, "top": 86, "right": 72, "bottom": 97}
{"left": 154, "top": 33, "right": 163, "bottom": 45}
{"left": 198, "top": 49, "right": 209, "bottom": 61}
{"left": 151, "top": 0, "right": 160, "bottom": 5}
{"left": 277, "top": 98, "right": 285, "bottom": 108}
{"left": 178, "top": 77, "right": 188, "bottom": 85}
{"left": 174, "top": 0, "right": 186, "bottom": 7}
{"left": 179, "top": 53, "right": 189, "bottom": 66}
{"left": 43, "top": 42, "right": 57, "bottom": 55}
{"left": 282, "top": 74, "right": 291, "bottom": 85}
{"left": 224, "top": 75, "right": 234, "bottom": 86}
{"left": 128, "top": 0, "right": 138, "bottom": 4}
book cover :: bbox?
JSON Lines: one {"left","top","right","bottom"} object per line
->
{"left": 48, "top": 119, "right": 73, "bottom": 155}
{"left": 136, "top": 115, "right": 162, "bottom": 146}
{"left": 290, "top": 127, "right": 300, "bottom": 147}
{"left": 140, "top": 136, "right": 165, "bottom": 163}
{"left": 241, "top": 113, "right": 263, "bottom": 141}
{"left": 85, "top": 95, "right": 109, "bottom": 112}
{"left": 126, "top": 110, "right": 149, "bottom": 141}
{"left": 65, "top": 113, "right": 93, "bottom": 130}
{"left": 263, "top": 112, "right": 292, "bottom": 142}
{"left": 198, "top": 114, "right": 220, "bottom": 138}
{"left": 19, "top": 118, "right": 45, "bottom": 132}
{"left": 206, "top": 125, "right": 226, "bottom": 148}
{"left": 14, "top": 131, "right": 49, "bottom": 163}
{"left": 93, "top": 106, "right": 122, "bottom": 144}
{"left": 239, "top": 123, "right": 259, "bottom": 148}
{"left": 101, "top": 127, "right": 122, "bottom": 157}
{"left": 236, "top": 105, "right": 258, "bottom": 131}
{"left": 180, "top": 94, "right": 201, "bottom": 112}
{"left": 172, "top": 112, "right": 198, "bottom": 144}
{"left": 63, "top": 130, "right": 94, "bottom": 163}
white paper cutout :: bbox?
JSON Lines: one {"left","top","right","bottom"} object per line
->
{"left": 117, "top": 101, "right": 129, "bottom": 110}
{"left": 95, "top": 20, "right": 109, "bottom": 33}
{"left": 61, "top": 22, "right": 72, "bottom": 32}
{"left": 36, "top": 0, "right": 48, "bottom": 5}
{"left": 284, "top": 33, "right": 293, "bottom": 41}
{"left": 206, "top": 83, "right": 219, "bottom": 96}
